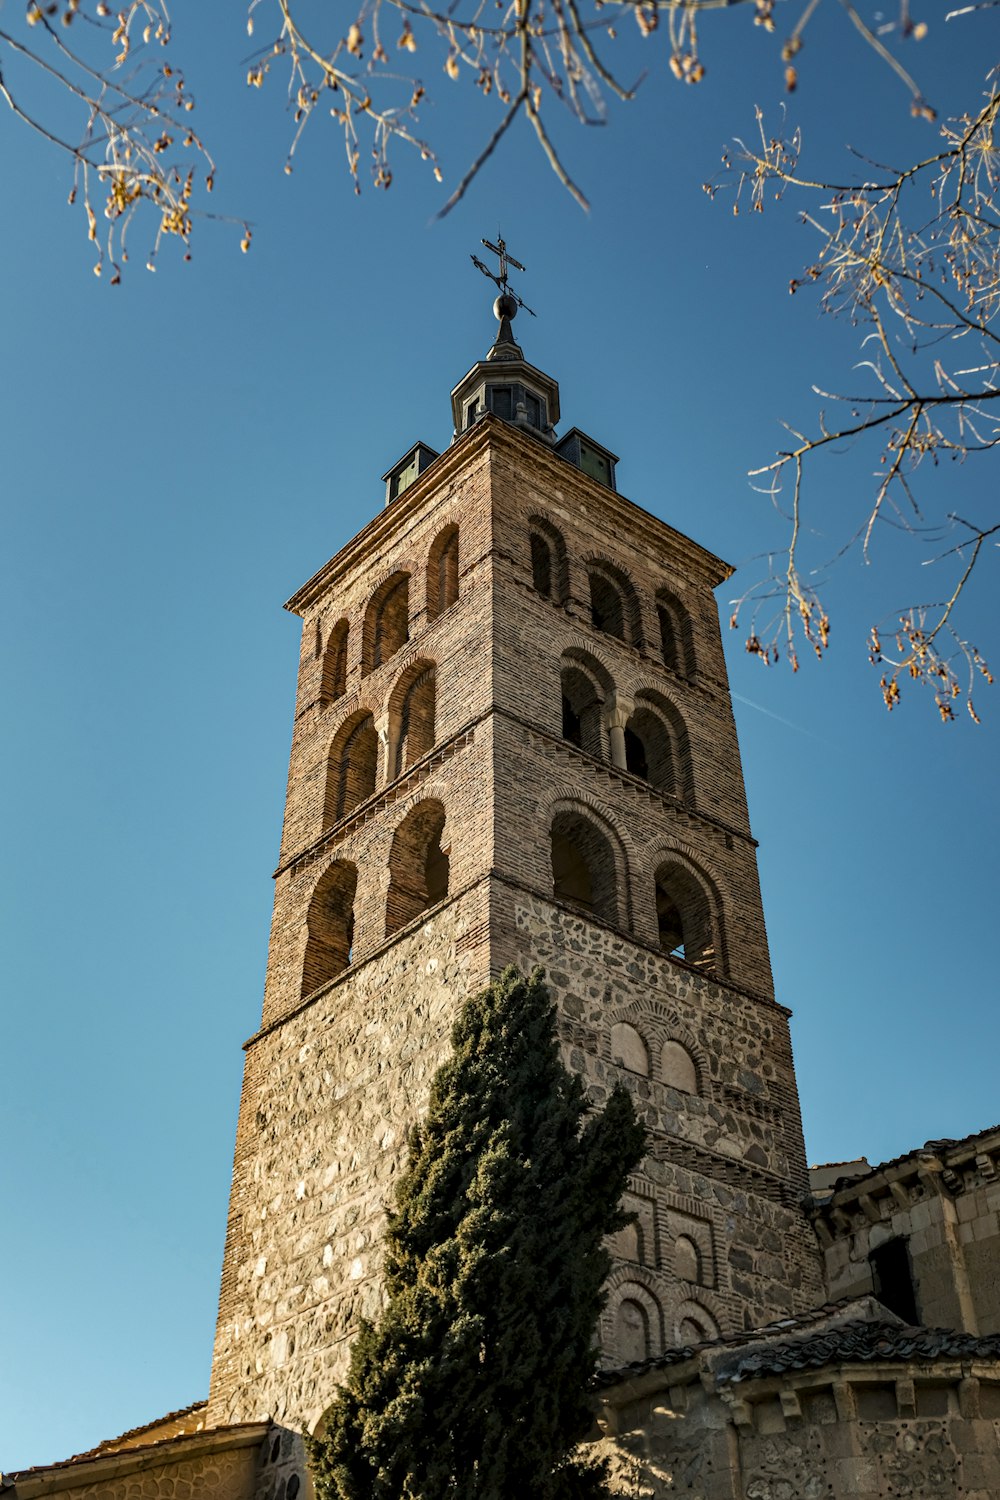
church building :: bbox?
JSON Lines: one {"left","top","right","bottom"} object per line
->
{"left": 6, "top": 254, "right": 999, "bottom": 1500}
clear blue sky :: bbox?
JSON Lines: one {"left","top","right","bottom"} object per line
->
{"left": 2, "top": 2, "right": 997, "bottom": 1473}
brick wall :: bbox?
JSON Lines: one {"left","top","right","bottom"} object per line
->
{"left": 209, "top": 409, "right": 822, "bottom": 1430}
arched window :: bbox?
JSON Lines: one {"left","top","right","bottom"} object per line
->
{"left": 362, "top": 573, "right": 410, "bottom": 675}
{"left": 390, "top": 663, "right": 436, "bottom": 778}
{"left": 610, "top": 1022, "right": 649, "bottom": 1076}
{"left": 528, "top": 516, "right": 568, "bottom": 603}
{"left": 661, "top": 1040, "right": 698, "bottom": 1095}
{"left": 386, "top": 800, "right": 450, "bottom": 936}
{"left": 624, "top": 706, "right": 674, "bottom": 793}
{"left": 633, "top": 690, "right": 694, "bottom": 805}
{"left": 550, "top": 808, "right": 620, "bottom": 927}
{"left": 615, "top": 1299, "right": 650, "bottom": 1365}
{"left": 674, "top": 1235, "right": 701, "bottom": 1284}
{"left": 587, "top": 561, "right": 640, "bottom": 645}
{"left": 589, "top": 571, "right": 625, "bottom": 639}
{"left": 530, "top": 533, "right": 552, "bottom": 597}
{"left": 320, "top": 619, "right": 350, "bottom": 704}
{"left": 427, "top": 526, "right": 459, "bottom": 620}
{"left": 560, "top": 663, "right": 603, "bottom": 758}
{"left": 301, "top": 861, "right": 357, "bottom": 997}
{"left": 656, "top": 589, "right": 695, "bottom": 677}
{"left": 654, "top": 861, "right": 718, "bottom": 972}
{"left": 325, "top": 713, "right": 378, "bottom": 826}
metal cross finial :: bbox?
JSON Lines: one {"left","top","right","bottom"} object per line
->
{"left": 470, "top": 233, "right": 537, "bottom": 318}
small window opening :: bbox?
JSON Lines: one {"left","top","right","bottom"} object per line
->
{"left": 525, "top": 391, "right": 543, "bottom": 428}
{"left": 562, "top": 695, "right": 583, "bottom": 749}
{"left": 560, "top": 665, "right": 602, "bottom": 758}
{"left": 624, "top": 728, "right": 649, "bottom": 780}
{"left": 551, "top": 834, "right": 593, "bottom": 909}
{"left": 657, "top": 889, "right": 685, "bottom": 959}
{"left": 301, "top": 862, "right": 357, "bottom": 997}
{"left": 590, "top": 573, "right": 625, "bottom": 639}
{"left": 870, "top": 1238, "right": 918, "bottom": 1324}
{"left": 550, "top": 809, "right": 619, "bottom": 925}
{"left": 386, "top": 800, "right": 450, "bottom": 936}
{"left": 490, "top": 386, "right": 513, "bottom": 421}
{"left": 531, "top": 534, "right": 552, "bottom": 598}
{"left": 655, "top": 863, "right": 717, "bottom": 971}
{"left": 329, "top": 715, "right": 378, "bottom": 825}
{"left": 658, "top": 606, "right": 679, "bottom": 672}
{"left": 425, "top": 830, "right": 450, "bottom": 907}
{"left": 320, "top": 620, "right": 350, "bottom": 704}
{"left": 427, "top": 527, "right": 459, "bottom": 620}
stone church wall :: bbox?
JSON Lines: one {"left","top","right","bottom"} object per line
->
{"left": 208, "top": 884, "right": 491, "bottom": 1432}
{"left": 589, "top": 1358, "right": 1000, "bottom": 1500}
{"left": 812, "top": 1129, "right": 1000, "bottom": 1337}
{"left": 501, "top": 893, "right": 824, "bottom": 1350}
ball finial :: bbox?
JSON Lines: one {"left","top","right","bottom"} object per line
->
{"left": 494, "top": 292, "right": 518, "bottom": 322}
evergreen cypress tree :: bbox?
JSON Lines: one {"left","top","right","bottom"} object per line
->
{"left": 308, "top": 966, "right": 647, "bottom": 1500}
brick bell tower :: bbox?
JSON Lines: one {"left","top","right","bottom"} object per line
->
{"left": 207, "top": 249, "right": 823, "bottom": 1435}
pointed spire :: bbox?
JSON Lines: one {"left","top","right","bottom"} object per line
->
{"left": 452, "top": 236, "right": 559, "bottom": 441}
{"left": 487, "top": 294, "right": 524, "bottom": 362}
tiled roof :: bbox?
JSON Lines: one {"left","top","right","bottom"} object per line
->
{"left": 2, "top": 1403, "right": 209, "bottom": 1481}
{"left": 716, "top": 1320, "right": 1000, "bottom": 1385}
{"left": 594, "top": 1299, "right": 1000, "bottom": 1391}
{"left": 854, "top": 1124, "right": 1000, "bottom": 1183}
{"left": 592, "top": 1302, "right": 867, "bottom": 1387}
{"left": 3, "top": 1419, "right": 265, "bottom": 1489}
{"left": 67, "top": 1400, "right": 208, "bottom": 1462}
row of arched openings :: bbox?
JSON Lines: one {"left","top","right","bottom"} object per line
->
{"left": 613, "top": 1291, "right": 717, "bottom": 1366}
{"left": 325, "top": 659, "right": 438, "bottom": 829}
{"left": 301, "top": 799, "right": 449, "bottom": 997}
{"left": 317, "top": 524, "right": 459, "bottom": 704}
{"left": 615, "top": 1223, "right": 707, "bottom": 1287}
{"left": 560, "top": 648, "right": 693, "bottom": 803}
{"left": 550, "top": 807, "right": 722, "bottom": 972}
{"left": 610, "top": 1023, "right": 699, "bottom": 1094}
{"left": 528, "top": 515, "right": 696, "bottom": 678}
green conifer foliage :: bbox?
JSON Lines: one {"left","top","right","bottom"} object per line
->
{"left": 308, "top": 966, "right": 647, "bottom": 1500}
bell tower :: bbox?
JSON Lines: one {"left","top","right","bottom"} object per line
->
{"left": 208, "top": 251, "right": 823, "bottom": 1434}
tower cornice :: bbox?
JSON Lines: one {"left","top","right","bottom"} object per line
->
{"left": 283, "top": 418, "right": 494, "bottom": 617}
{"left": 285, "top": 416, "right": 733, "bottom": 618}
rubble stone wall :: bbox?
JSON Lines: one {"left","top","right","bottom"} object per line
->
{"left": 590, "top": 1364, "right": 1000, "bottom": 1500}
{"left": 500, "top": 893, "right": 824, "bottom": 1353}
{"left": 208, "top": 886, "right": 491, "bottom": 1431}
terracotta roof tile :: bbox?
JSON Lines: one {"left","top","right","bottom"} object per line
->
{"left": 594, "top": 1302, "right": 1000, "bottom": 1391}
{"left": 716, "top": 1320, "right": 1000, "bottom": 1385}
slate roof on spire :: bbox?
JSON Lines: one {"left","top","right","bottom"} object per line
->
{"left": 486, "top": 312, "right": 523, "bottom": 362}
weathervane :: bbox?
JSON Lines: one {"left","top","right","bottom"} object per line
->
{"left": 471, "top": 234, "right": 537, "bottom": 320}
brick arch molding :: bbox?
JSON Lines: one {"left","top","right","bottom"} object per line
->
{"left": 672, "top": 1293, "right": 725, "bottom": 1343}
{"left": 605, "top": 996, "right": 708, "bottom": 1092}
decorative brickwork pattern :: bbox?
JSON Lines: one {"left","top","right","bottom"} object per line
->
{"left": 209, "top": 390, "right": 822, "bottom": 1431}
